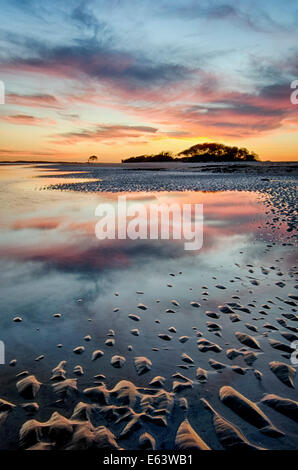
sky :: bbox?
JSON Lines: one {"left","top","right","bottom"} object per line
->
{"left": 0, "top": 0, "right": 297, "bottom": 162}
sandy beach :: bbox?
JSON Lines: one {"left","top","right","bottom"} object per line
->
{"left": 0, "top": 163, "right": 297, "bottom": 451}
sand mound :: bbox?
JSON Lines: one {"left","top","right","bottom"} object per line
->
{"left": 21, "top": 403, "right": 39, "bottom": 413}
{"left": 175, "top": 419, "right": 210, "bottom": 450}
{"left": 52, "top": 379, "right": 78, "bottom": 398}
{"left": 178, "top": 397, "right": 188, "bottom": 410}
{"left": 70, "top": 402, "right": 100, "bottom": 421}
{"left": 16, "top": 375, "right": 41, "bottom": 399}
{"left": 226, "top": 348, "right": 242, "bottom": 360}
{"left": 110, "top": 380, "right": 139, "bottom": 406}
{"left": 149, "top": 376, "right": 166, "bottom": 387}
{"left": 261, "top": 394, "right": 298, "bottom": 423}
{"left": 20, "top": 412, "right": 73, "bottom": 448}
{"left": 83, "top": 385, "right": 110, "bottom": 405}
{"left": 269, "top": 361, "right": 296, "bottom": 388}
{"left": 134, "top": 356, "right": 152, "bottom": 375}
{"left": 269, "top": 339, "right": 294, "bottom": 353}
{"left": 181, "top": 353, "right": 194, "bottom": 364}
{"left": 197, "top": 338, "right": 222, "bottom": 353}
{"left": 243, "top": 351, "right": 258, "bottom": 366}
{"left": 196, "top": 368, "right": 208, "bottom": 383}
{"left": 92, "top": 350, "right": 104, "bottom": 361}
{"left": 139, "top": 432, "right": 156, "bottom": 450}
{"left": 51, "top": 361, "right": 67, "bottom": 381}
{"left": 219, "top": 386, "right": 283, "bottom": 437}
{"left": 202, "top": 398, "right": 264, "bottom": 450}
{"left": 0, "top": 398, "right": 16, "bottom": 412}
{"left": 173, "top": 381, "right": 193, "bottom": 393}
{"left": 235, "top": 332, "right": 261, "bottom": 350}
{"left": 209, "top": 359, "right": 226, "bottom": 371}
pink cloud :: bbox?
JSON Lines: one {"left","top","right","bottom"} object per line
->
{"left": 7, "top": 93, "right": 61, "bottom": 109}
{"left": 0, "top": 114, "right": 56, "bottom": 126}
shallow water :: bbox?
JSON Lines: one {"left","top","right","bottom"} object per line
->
{"left": 0, "top": 164, "right": 297, "bottom": 450}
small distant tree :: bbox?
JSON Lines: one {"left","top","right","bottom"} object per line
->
{"left": 88, "top": 155, "right": 98, "bottom": 164}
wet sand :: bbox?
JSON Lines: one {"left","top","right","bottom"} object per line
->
{"left": 0, "top": 163, "right": 297, "bottom": 450}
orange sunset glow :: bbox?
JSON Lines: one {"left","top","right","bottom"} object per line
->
{"left": 0, "top": 1, "right": 297, "bottom": 162}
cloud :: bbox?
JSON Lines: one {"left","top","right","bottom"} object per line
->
{"left": 0, "top": 148, "right": 53, "bottom": 158}
{"left": 7, "top": 93, "right": 61, "bottom": 108}
{"left": 55, "top": 123, "right": 159, "bottom": 144}
{"left": 120, "top": 76, "right": 298, "bottom": 138}
{"left": 0, "top": 35, "right": 196, "bottom": 95}
{"left": 70, "top": 1, "right": 107, "bottom": 36}
{"left": 0, "top": 114, "right": 56, "bottom": 126}
{"left": 11, "top": 217, "right": 62, "bottom": 230}
{"left": 158, "top": 0, "right": 291, "bottom": 33}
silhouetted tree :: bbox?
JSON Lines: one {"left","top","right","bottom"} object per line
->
{"left": 122, "top": 143, "right": 258, "bottom": 163}
{"left": 122, "top": 151, "right": 174, "bottom": 163}
{"left": 88, "top": 155, "right": 98, "bottom": 163}
{"left": 178, "top": 142, "right": 258, "bottom": 162}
